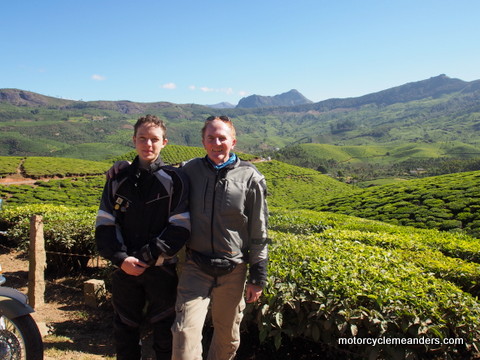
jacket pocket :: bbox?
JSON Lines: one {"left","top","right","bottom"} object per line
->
{"left": 221, "top": 179, "right": 247, "bottom": 219}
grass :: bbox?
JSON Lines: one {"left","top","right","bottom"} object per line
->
{"left": 43, "top": 335, "right": 115, "bottom": 360}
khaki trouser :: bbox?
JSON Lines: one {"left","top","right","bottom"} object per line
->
{"left": 172, "top": 260, "right": 247, "bottom": 360}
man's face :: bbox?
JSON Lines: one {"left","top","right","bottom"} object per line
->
{"left": 202, "top": 119, "right": 236, "bottom": 165}
{"left": 133, "top": 123, "right": 167, "bottom": 166}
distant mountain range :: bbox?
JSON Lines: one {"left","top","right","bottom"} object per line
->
{"left": 1, "top": 74, "right": 480, "bottom": 160}
{"left": 0, "top": 88, "right": 312, "bottom": 110}
{"left": 192, "top": 89, "right": 314, "bottom": 109}
{"left": 202, "top": 75, "right": 478, "bottom": 110}
{"left": 236, "top": 89, "right": 313, "bottom": 108}
{"left": 289, "top": 74, "right": 480, "bottom": 112}
{"left": 206, "top": 102, "right": 236, "bottom": 109}
{"left": 2, "top": 74, "right": 477, "bottom": 112}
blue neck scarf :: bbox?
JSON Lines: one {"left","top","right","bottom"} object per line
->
{"left": 208, "top": 153, "right": 237, "bottom": 170}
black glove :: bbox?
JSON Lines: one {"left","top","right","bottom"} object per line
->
{"left": 133, "top": 245, "right": 156, "bottom": 266}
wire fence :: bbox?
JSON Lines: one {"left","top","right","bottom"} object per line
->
{"left": 0, "top": 241, "right": 107, "bottom": 293}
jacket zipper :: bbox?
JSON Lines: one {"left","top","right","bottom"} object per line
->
{"left": 210, "top": 171, "right": 219, "bottom": 254}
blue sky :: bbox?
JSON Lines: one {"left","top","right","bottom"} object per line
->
{"left": 2, "top": 0, "right": 479, "bottom": 105}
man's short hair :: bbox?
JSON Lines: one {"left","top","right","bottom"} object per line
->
{"left": 134, "top": 114, "right": 167, "bottom": 138}
{"left": 201, "top": 115, "right": 236, "bottom": 139}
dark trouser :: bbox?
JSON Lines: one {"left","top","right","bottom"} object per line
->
{"left": 111, "top": 265, "right": 178, "bottom": 360}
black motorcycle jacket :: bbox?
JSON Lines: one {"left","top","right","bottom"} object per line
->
{"left": 95, "top": 156, "right": 190, "bottom": 267}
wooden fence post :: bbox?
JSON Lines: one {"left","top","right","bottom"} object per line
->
{"left": 28, "top": 215, "right": 46, "bottom": 308}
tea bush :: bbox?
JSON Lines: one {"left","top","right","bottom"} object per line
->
{"left": 0, "top": 204, "right": 97, "bottom": 273}
{"left": 1, "top": 204, "right": 480, "bottom": 357}
{"left": 1, "top": 154, "right": 480, "bottom": 358}
{"left": 316, "top": 170, "right": 480, "bottom": 238}
{"left": 23, "top": 157, "right": 110, "bottom": 178}
{"left": 0, "top": 176, "right": 104, "bottom": 207}
{"left": 0, "top": 156, "right": 22, "bottom": 176}
{"left": 111, "top": 145, "right": 258, "bottom": 165}
{"left": 256, "top": 160, "right": 355, "bottom": 209}
{"left": 255, "top": 209, "right": 480, "bottom": 359}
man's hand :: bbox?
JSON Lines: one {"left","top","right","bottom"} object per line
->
{"left": 106, "top": 160, "right": 131, "bottom": 179}
{"left": 245, "top": 283, "right": 263, "bottom": 303}
{"left": 120, "top": 256, "right": 149, "bottom": 276}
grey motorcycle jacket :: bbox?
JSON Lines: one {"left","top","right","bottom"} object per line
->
{"left": 182, "top": 155, "right": 269, "bottom": 287}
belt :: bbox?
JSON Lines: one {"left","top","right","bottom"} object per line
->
{"left": 155, "top": 255, "right": 178, "bottom": 266}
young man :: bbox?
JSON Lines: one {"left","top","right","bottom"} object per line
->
{"left": 95, "top": 114, "right": 190, "bottom": 360}
{"left": 171, "top": 116, "right": 269, "bottom": 360}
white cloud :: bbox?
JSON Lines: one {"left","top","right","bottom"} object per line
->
{"left": 188, "top": 85, "right": 196, "bottom": 90}
{"left": 92, "top": 74, "right": 106, "bottom": 81}
{"left": 238, "top": 90, "right": 248, "bottom": 97}
{"left": 162, "top": 82, "right": 177, "bottom": 90}
{"left": 200, "top": 87, "right": 214, "bottom": 92}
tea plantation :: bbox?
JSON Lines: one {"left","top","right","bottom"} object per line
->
{"left": 0, "top": 151, "right": 479, "bottom": 359}
{"left": 315, "top": 170, "right": 480, "bottom": 238}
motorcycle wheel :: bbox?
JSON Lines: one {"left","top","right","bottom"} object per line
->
{"left": 0, "top": 314, "right": 44, "bottom": 360}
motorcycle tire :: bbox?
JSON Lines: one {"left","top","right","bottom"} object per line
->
{"left": 0, "top": 314, "right": 44, "bottom": 360}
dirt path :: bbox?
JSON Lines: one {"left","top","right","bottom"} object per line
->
{"left": 0, "top": 158, "right": 59, "bottom": 185}
{"left": 0, "top": 246, "right": 116, "bottom": 359}
{"left": 0, "top": 176, "right": 39, "bottom": 185}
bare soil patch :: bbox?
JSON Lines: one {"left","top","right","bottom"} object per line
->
{"left": 0, "top": 246, "right": 115, "bottom": 359}
{"left": 0, "top": 174, "right": 59, "bottom": 185}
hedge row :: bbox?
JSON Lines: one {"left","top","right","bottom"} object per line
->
{"left": 0, "top": 176, "right": 105, "bottom": 207}
{"left": 2, "top": 205, "right": 480, "bottom": 358}
{"left": 259, "top": 209, "right": 480, "bottom": 358}
{"left": 0, "top": 204, "right": 97, "bottom": 273}
{"left": 315, "top": 170, "right": 480, "bottom": 238}
{"left": 257, "top": 230, "right": 480, "bottom": 359}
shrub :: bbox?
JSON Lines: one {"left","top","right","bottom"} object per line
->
{"left": 249, "top": 209, "right": 480, "bottom": 358}
{"left": 316, "top": 170, "right": 480, "bottom": 238}
{"left": 251, "top": 227, "right": 480, "bottom": 359}
{"left": 0, "top": 204, "right": 97, "bottom": 273}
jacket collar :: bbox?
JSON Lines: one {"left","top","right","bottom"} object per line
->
{"left": 129, "top": 156, "right": 165, "bottom": 177}
{"left": 203, "top": 153, "right": 239, "bottom": 172}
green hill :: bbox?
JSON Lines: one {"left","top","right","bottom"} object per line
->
{"left": 269, "top": 142, "right": 480, "bottom": 182}
{"left": 297, "top": 142, "right": 480, "bottom": 164}
{"left": 255, "top": 160, "right": 355, "bottom": 209}
{"left": 4, "top": 152, "right": 479, "bottom": 239}
{"left": 0, "top": 155, "right": 354, "bottom": 210}
{"left": 54, "top": 143, "right": 133, "bottom": 161}
{"left": 2, "top": 75, "right": 480, "bottom": 168}
{"left": 315, "top": 170, "right": 480, "bottom": 238}
{"left": 0, "top": 156, "right": 111, "bottom": 178}
{"left": 2, "top": 152, "right": 478, "bottom": 240}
